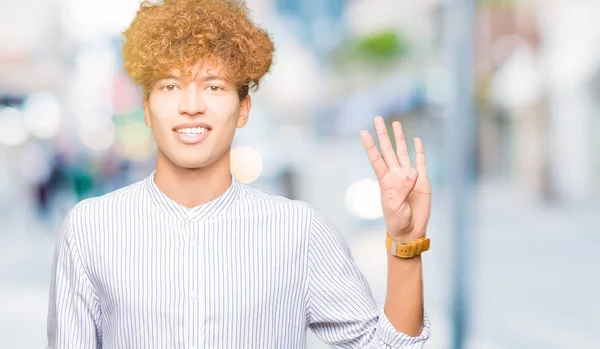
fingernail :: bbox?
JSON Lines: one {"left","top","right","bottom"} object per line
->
{"left": 409, "top": 168, "right": 417, "bottom": 179}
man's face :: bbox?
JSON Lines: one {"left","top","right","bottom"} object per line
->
{"left": 143, "top": 59, "right": 250, "bottom": 170}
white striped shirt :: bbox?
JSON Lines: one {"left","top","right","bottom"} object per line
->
{"left": 46, "top": 170, "right": 431, "bottom": 348}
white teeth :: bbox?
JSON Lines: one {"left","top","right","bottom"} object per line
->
{"left": 177, "top": 127, "right": 208, "bottom": 135}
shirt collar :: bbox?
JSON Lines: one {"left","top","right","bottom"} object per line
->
{"left": 144, "top": 170, "right": 242, "bottom": 222}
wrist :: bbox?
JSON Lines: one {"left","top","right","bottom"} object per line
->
{"left": 391, "top": 234, "right": 425, "bottom": 243}
{"left": 386, "top": 232, "right": 430, "bottom": 259}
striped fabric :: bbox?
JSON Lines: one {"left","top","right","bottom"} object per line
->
{"left": 46, "top": 170, "right": 430, "bottom": 349}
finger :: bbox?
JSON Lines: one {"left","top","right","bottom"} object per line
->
{"left": 360, "top": 130, "right": 389, "bottom": 180}
{"left": 414, "top": 137, "right": 428, "bottom": 179}
{"left": 392, "top": 121, "right": 412, "bottom": 168}
{"left": 374, "top": 116, "right": 400, "bottom": 169}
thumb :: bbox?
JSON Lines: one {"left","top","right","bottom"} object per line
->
{"left": 396, "top": 168, "right": 418, "bottom": 202}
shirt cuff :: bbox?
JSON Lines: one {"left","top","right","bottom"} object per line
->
{"left": 375, "top": 303, "right": 431, "bottom": 348}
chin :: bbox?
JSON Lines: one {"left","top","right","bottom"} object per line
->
{"left": 169, "top": 153, "right": 220, "bottom": 170}
{"left": 158, "top": 146, "right": 225, "bottom": 171}
{"left": 173, "top": 159, "right": 211, "bottom": 170}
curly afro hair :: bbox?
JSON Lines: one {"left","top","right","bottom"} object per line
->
{"left": 122, "top": 0, "right": 274, "bottom": 99}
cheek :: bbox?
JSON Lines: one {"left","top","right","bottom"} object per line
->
{"left": 148, "top": 96, "right": 177, "bottom": 129}
{"left": 206, "top": 97, "right": 240, "bottom": 124}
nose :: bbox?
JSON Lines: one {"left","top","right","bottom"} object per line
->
{"left": 178, "top": 84, "right": 206, "bottom": 116}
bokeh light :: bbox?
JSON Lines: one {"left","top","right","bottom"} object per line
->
{"left": 230, "top": 146, "right": 263, "bottom": 184}
{"left": 22, "top": 92, "right": 62, "bottom": 139}
{"left": 345, "top": 178, "right": 383, "bottom": 220}
{"left": 79, "top": 121, "right": 116, "bottom": 152}
{"left": 0, "top": 107, "right": 29, "bottom": 146}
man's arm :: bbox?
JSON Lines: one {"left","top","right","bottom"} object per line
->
{"left": 46, "top": 212, "right": 102, "bottom": 349}
{"left": 359, "top": 117, "right": 432, "bottom": 340}
{"left": 305, "top": 206, "right": 430, "bottom": 349}
{"left": 384, "top": 254, "right": 424, "bottom": 337}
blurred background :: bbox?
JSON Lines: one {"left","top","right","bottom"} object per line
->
{"left": 1, "top": 0, "right": 599, "bottom": 348}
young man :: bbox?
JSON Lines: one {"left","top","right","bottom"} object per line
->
{"left": 46, "top": 0, "right": 432, "bottom": 348}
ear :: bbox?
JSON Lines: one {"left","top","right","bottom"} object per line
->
{"left": 237, "top": 95, "right": 251, "bottom": 128}
{"left": 143, "top": 95, "right": 152, "bottom": 128}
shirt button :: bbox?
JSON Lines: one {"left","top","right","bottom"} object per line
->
{"left": 190, "top": 291, "right": 197, "bottom": 300}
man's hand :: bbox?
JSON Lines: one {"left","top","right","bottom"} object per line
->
{"left": 360, "top": 116, "right": 431, "bottom": 242}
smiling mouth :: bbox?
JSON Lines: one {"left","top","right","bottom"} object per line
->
{"left": 175, "top": 127, "right": 209, "bottom": 135}
{"left": 173, "top": 127, "right": 211, "bottom": 144}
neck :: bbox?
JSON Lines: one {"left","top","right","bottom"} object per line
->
{"left": 153, "top": 150, "right": 233, "bottom": 209}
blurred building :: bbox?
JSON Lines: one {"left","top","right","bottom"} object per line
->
{"left": 475, "top": 0, "right": 600, "bottom": 204}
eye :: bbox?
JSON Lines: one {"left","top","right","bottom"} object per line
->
{"left": 207, "top": 85, "right": 224, "bottom": 92}
{"left": 161, "top": 84, "right": 179, "bottom": 92}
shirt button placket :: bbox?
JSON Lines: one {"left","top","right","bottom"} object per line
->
{"left": 179, "top": 221, "right": 192, "bottom": 349}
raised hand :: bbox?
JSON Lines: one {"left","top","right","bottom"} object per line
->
{"left": 360, "top": 116, "right": 431, "bottom": 242}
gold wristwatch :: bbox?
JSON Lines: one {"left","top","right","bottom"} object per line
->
{"left": 386, "top": 232, "right": 430, "bottom": 258}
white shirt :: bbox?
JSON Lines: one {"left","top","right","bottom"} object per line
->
{"left": 46, "top": 171, "right": 431, "bottom": 348}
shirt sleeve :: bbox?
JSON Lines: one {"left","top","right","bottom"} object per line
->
{"left": 46, "top": 212, "right": 102, "bottom": 349}
{"left": 305, "top": 206, "right": 431, "bottom": 348}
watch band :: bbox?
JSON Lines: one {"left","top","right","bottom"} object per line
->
{"left": 386, "top": 232, "right": 430, "bottom": 258}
